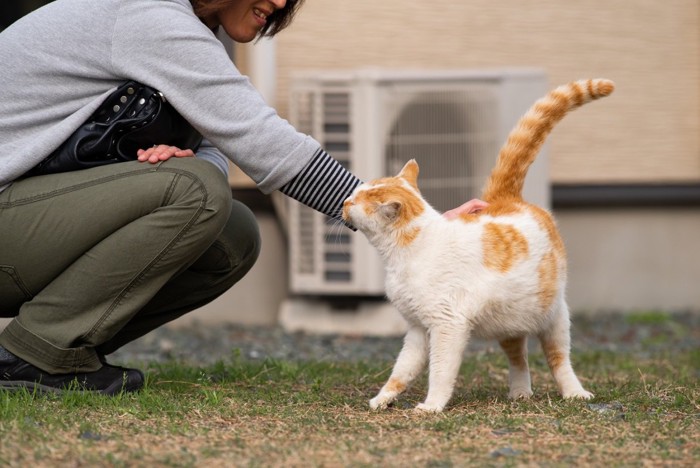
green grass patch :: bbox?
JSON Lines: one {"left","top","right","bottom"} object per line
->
{"left": 625, "top": 310, "right": 673, "bottom": 325}
{"left": 0, "top": 350, "right": 697, "bottom": 466}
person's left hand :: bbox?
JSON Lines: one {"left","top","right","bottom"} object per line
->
{"left": 442, "top": 199, "right": 489, "bottom": 219}
{"left": 137, "top": 145, "right": 195, "bottom": 164}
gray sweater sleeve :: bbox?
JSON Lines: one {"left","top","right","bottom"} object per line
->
{"left": 110, "top": 0, "right": 320, "bottom": 194}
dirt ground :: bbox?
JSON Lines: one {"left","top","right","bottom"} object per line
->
{"left": 111, "top": 310, "right": 700, "bottom": 366}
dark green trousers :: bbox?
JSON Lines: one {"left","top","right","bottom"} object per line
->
{"left": 0, "top": 158, "right": 260, "bottom": 373}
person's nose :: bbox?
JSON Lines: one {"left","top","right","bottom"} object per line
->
{"left": 269, "top": 0, "right": 287, "bottom": 10}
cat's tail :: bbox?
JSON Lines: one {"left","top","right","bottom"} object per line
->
{"left": 481, "top": 79, "right": 615, "bottom": 203}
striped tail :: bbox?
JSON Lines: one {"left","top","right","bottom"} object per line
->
{"left": 481, "top": 79, "right": 615, "bottom": 203}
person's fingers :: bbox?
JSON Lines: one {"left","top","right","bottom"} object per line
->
{"left": 137, "top": 147, "right": 153, "bottom": 161}
{"left": 137, "top": 145, "right": 193, "bottom": 163}
{"left": 173, "top": 149, "right": 195, "bottom": 158}
{"left": 467, "top": 199, "right": 489, "bottom": 212}
{"left": 442, "top": 199, "right": 489, "bottom": 219}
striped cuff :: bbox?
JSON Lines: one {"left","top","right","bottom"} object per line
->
{"left": 280, "top": 149, "right": 362, "bottom": 227}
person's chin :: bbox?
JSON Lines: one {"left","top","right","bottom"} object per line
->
{"left": 232, "top": 32, "right": 258, "bottom": 43}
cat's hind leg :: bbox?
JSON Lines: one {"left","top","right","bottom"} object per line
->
{"left": 370, "top": 325, "right": 428, "bottom": 410}
{"left": 415, "top": 323, "right": 470, "bottom": 413}
{"left": 499, "top": 336, "right": 533, "bottom": 399}
{"left": 538, "top": 300, "right": 593, "bottom": 400}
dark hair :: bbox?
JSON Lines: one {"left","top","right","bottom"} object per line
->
{"left": 190, "top": 0, "right": 305, "bottom": 39}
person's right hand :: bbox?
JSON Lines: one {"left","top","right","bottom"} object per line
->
{"left": 442, "top": 199, "right": 489, "bottom": 219}
{"left": 137, "top": 145, "right": 195, "bottom": 164}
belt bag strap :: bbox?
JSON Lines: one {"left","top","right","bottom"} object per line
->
{"left": 29, "top": 81, "right": 203, "bottom": 176}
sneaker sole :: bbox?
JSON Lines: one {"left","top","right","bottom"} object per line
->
{"left": 0, "top": 379, "right": 143, "bottom": 396}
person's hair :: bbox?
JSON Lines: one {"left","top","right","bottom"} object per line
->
{"left": 190, "top": 0, "right": 305, "bottom": 39}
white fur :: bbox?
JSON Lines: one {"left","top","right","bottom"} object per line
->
{"left": 344, "top": 178, "right": 592, "bottom": 413}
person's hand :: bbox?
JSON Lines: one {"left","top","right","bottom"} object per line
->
{"left": 137, "top": 145, "right": 196, "bottom": 164}
{"left": 442, "top": 199, "right": 489, "bottom": 219}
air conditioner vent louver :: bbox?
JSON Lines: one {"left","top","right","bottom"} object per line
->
{"left": 385, "top": 88, "right": 500, "bottom": 212}
{"left": 322, "top": 92, "right": 351, "bottom": 164}
{"left": 323, "top": 216, "right": 352, "bottom": 283}
{"left": 293, "top": 91, "right": 314, "bottom": 135}
{"left": 288, "top": 69, "right": 549, "bottom": 296}
{"left": 296, "top": 206, "right": 315, "bottom": 275}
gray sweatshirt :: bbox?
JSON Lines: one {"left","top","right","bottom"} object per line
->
{"left": 0, "top": 0, "right": 322, "bottom": 194}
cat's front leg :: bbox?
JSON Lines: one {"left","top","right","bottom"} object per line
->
{"left": 415, "top": 323, "right": 470, "bottom": 413}
{"left": 370, "top": 325, "right": 428, "bottom": 410}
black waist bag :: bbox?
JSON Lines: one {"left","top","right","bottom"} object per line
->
{"left": 29, "top": 81, "right": 203, "bottom": 176}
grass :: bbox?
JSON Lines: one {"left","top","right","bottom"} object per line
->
{"left": 0, "top": 348, "right": 698, "bottom": 467}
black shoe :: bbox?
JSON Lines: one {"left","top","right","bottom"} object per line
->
{"left": 0, "top": 349, "right": 144, "bottom": 396}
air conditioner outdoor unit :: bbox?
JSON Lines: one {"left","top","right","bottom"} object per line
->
{"left": 286, "top": 68, "right": 550, "bottom": 297}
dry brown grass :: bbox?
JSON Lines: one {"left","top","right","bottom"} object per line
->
{"left": 0, "top": 350, "right": 698, "bottom": 467}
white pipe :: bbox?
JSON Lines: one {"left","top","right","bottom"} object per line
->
{"left": 248, "top": 37, "right": 277, "bottom": 106}
{"left": 247, "top": 36, "right": 289, "bottom": 234}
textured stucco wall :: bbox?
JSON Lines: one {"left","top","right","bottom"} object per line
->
{"left": 270, "top": 0, "right": 699, "bottom": 184}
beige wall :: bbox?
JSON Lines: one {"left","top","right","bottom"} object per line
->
{"left": 558, "top": 208, "right": 700, "bottom": 312}
{"left": 267, "top": 0, "right": 700, "bottom": 184}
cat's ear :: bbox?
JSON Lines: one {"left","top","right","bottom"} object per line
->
{"left": 398, "top": 159, "right": 419, "bottom": 190}
{"left": 379, "top": 201, "right": 402, "bottom": 221}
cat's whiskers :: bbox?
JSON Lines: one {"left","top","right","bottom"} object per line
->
{"left": 326, "top": 216, "right": 348, "bottom": 243}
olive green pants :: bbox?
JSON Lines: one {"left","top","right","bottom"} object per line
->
{"left": 0, "top": 158, "right": 260, "bottom": 373}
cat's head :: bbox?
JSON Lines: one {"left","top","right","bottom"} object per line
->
{"left": 342, "top": 159, "right": 426, "bottom": 234}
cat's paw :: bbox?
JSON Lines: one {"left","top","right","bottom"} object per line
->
{"left": 369, "top": 394, "right": 393, "bottom": 410}
{"left": 414, "top": 402, "right": 444, "bottom": 413}
{"left": 563, "top": 389, "right": 594, "bottom": 400}
{"left": 508, "top": 387, "right": 533, "bottom": 400}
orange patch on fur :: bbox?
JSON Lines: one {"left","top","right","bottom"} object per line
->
{"left": 571, "top": 81, "right": 586, "bottom": 107}
{"left": 538, "top": 250, "right": 558, "bottom": 312}
{"left": 398, "top": 160, "right": 420, "bottom": 190}
{"left": 397, "top": 226, "right": 421, "bottom": 247}
{"left": 499, "top": 337, "right": 528, "bottom": 371}
{"left": 358, "top": 181, "right": 424, "bottom": 229}
{"left": 368, "top": 176, "right": 394, "bottom": 186}
{"left": 527, "top": 205, "right": 566, "bottom": 258}
{"left": 541, "top": 340, "right": 566, "bottom": 372}
{"left": 457, "top": 213, "right": 480, "bottom": 223}
{"left": 385, "top": 377, "right": 407, "bottom": 394}
{"left": 482, "top": 223, "right": 529, "bottom": 273}
{"left": 482, "top": 201, "right": 524, "bottom": 218}
{"left": 455, "top": 201, "right": 521, "bottom": 224}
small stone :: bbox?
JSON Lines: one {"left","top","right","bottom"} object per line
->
{"left": 79, "top": 431, "right": 103, "bottom": 441}
{"left": 587, "top": 402, "right": 624, "bottom": 414}
{"left": 490, "top": 446, "right": 521, "bottom": 458}
{"left": 492, "top": 427, "right": 519, "bottom": 436}
{"left": 158, "top": 338, "right": 175, "bottom": 353}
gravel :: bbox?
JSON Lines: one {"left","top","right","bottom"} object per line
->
{"left": 109, "top": 311, "right": 699, "bottom": 367}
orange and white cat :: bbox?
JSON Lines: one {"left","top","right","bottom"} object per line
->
{"left": 342, "top": 79, "right": 615, "bottom": 412}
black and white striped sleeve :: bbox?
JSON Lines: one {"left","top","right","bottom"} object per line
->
{"left": 280, "top": 149, "right": 362, "bottom": 227}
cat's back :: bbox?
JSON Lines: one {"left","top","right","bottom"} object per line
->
{"left": 397, "top": 200, "right": 563, "bottom": 281}
{"left": 385, "top": 200, "right": 566, "bottom": 330}
{"left": 447, "top": 200, "right": 565, "bottom": 273}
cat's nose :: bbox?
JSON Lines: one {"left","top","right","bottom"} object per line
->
{"left": 342, "top": 199, "right": 352, "bottom": 219}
